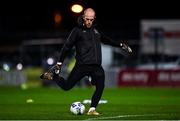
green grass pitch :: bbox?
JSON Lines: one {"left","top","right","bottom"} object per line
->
{"left": 0, "top": 86, "right": 180, "bottom": 120}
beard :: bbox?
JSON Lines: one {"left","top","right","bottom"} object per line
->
{"left": 86, "top": 23, "right": 92, "bottom": 28}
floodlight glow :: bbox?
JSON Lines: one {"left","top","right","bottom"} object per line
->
{"left": 3, "top": 63, "right": 10, "bottom": 71}
{"left": 47, "top": 57, "right": 54, "bottom": 65}
{"left": 71, "top": 4, "right": 83, "bottom": 13}
{"left": 16, "top": 63, "right": 23, "bottom": 70}
{"left": 54, "top": 13, "right": 62, "bottom": 25}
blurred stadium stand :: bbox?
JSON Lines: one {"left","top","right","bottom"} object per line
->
{"left": 1, "top": 0, "right": 180, "bottom": 87}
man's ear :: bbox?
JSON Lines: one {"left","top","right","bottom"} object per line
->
{"left": 77, "top": 15, "right": 85, "bottom": 27}
{"left": 82, "top": 15, "right": 85, "bottom": 22}
{"left": 82, "top": 15, "right": 85, "bottom": 19}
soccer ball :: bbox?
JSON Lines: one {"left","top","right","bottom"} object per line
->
{"left": 70, "top": 102, "right": 85, "bottom": 115}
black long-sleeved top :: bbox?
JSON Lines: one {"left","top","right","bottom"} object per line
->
{"left": 58, "top": 17, "right": 121, "bottom": 65}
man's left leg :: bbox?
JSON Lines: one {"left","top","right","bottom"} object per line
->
{"left": 87, "top": 66, "right": 105, "bottom": 115}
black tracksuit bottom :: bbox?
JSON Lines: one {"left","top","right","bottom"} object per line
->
{"left": 53, "top": 63, "right": 105, "bottom": 108}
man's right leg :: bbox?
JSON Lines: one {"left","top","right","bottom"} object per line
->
{"left": 87, "top": 66, "right": 105, "bottom": 115}
{"left": 53, "top": 64, "right": 87, "bottom": 91}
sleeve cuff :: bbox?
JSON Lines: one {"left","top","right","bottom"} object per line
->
{"left": 57, "top": 62, "right": 62, "bottom": 65}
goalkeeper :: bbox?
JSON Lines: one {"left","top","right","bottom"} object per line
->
{"left": 40, "top": 8, "right": 132, "bottom": 115}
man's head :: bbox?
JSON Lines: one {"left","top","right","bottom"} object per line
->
{"left": 83, "top": 8, "right": 96, "bottom": 28}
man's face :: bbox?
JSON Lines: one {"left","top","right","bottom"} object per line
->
{"left": 83, "top": 11, "right": 95, "bottom": 28}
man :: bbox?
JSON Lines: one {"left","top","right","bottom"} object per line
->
{"left": 40, "top": 8, "right": 132, "bottom": 115}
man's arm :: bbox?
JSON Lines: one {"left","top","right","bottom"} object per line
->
{"left": 57, "top": 27, "right": 78, "bottom": 64}
{"left": 100, "top": 33, "right": 120, "bottom": 47}
{"left": 40, "top": 28, "right": 78, "bottom": 78}
{"left": 100, "top": 32, "right": 132, "bottom": 53}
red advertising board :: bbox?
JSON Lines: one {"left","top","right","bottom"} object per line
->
{"left": 118, "top": 69, "right": 180, "bottom": 87}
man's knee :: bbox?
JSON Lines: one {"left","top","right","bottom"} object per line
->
{"left": 95, "top": 70, "right": 105, "bottom": 79}
{"left": 53, "top": 77, "right": 72, "bottom": 91}
{"left": 58, "top": 83, "right": 73, "bottom": 91}
{"left": 95, "top": 78, "right": 105, "bottom": 89}
{"left": 62, "top": 86, "right": 71, "bottom": 91}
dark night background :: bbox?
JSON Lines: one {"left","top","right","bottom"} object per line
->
{"left": 0, "top": 0, "right": 179, "bottom": 42}
{"left": 0, "top": 0, "right": 179, "bottom": 66}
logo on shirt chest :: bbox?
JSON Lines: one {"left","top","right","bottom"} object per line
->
{"left": 94, "top": 29, "right": 99, "bottom": 34}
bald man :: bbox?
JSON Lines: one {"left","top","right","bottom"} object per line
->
{"left": 40, "top": 8, "right": 132, "bottom": 115}
{"left": 83, "top": 8, "right": 96, "bottom": 28}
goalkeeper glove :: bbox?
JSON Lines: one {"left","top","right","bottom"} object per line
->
{"left": 120, "top": 43, "right": 132, "bottom": 53}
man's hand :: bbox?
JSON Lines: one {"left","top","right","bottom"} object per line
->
{"left": 120, "top": 43, "right": 132, "bottom": 53}
{"left": 54, "top": 62, "right": 62, "bottom": 74}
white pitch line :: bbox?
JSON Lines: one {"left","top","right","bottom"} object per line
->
{"left": 84, "top": 113, "right": 168, "bottom": 120}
